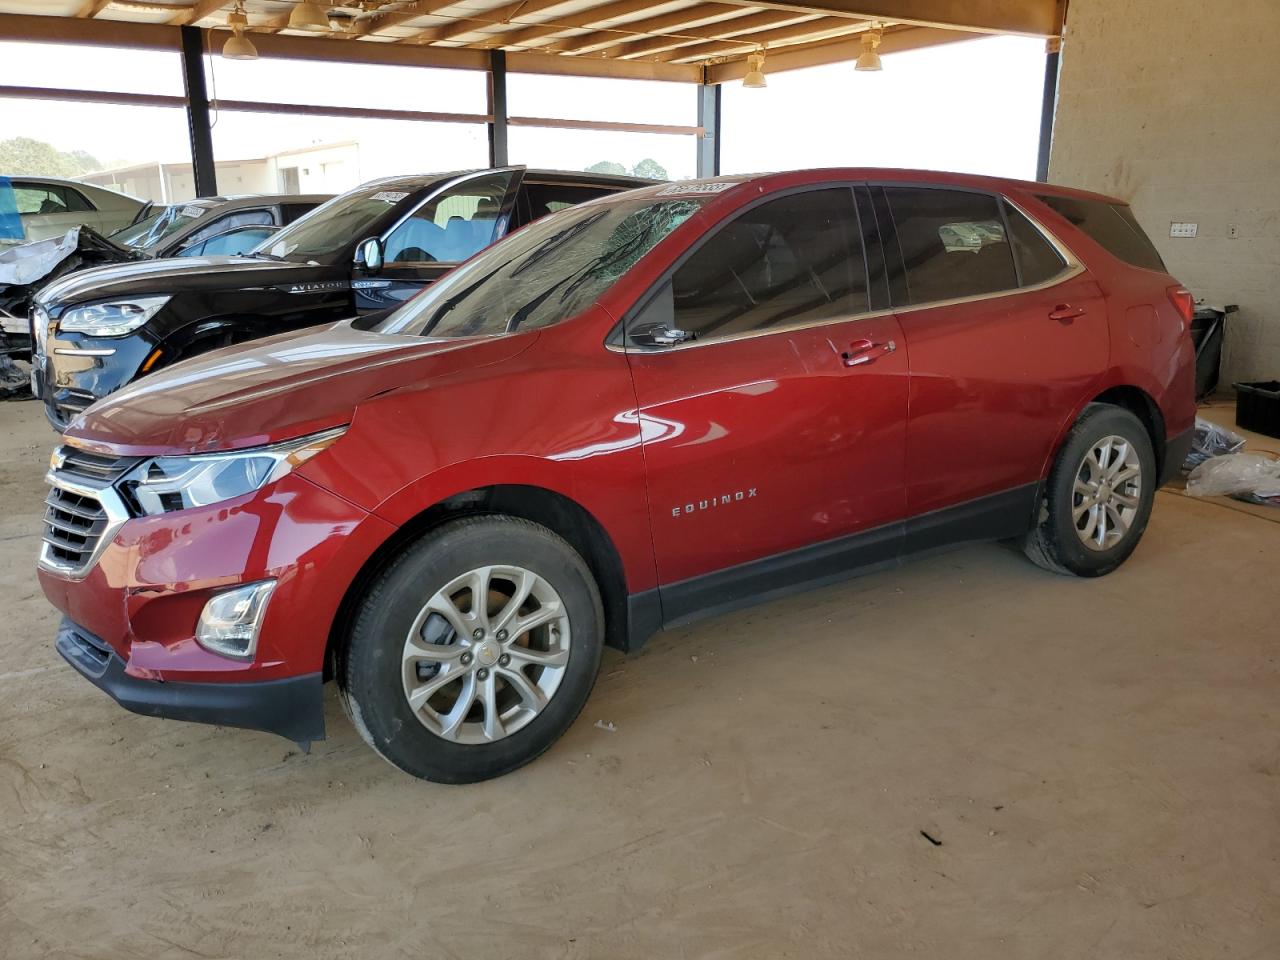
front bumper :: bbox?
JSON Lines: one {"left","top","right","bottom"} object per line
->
{"left": 57, "top": 617, "right": 325, "bottom": 745}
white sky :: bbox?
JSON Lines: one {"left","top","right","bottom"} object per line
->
{"left": 0, "top": 34, "right": 1046, "bottom": 185}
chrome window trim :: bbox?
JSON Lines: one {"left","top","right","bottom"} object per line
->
{"left": 609, "top": 189, "right": 1086, "bottom": 355}
{"left": 37, "top": 471, "right": 130, "bottom": 582}
{"left": 607, "top": 307, "right": 898, "bottom": 355}
{"left": 376, "top": 166, "right": 524, "bottom": 269}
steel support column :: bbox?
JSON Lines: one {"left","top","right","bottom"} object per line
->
{"left": 488, "top": 49, "right": 509, "bottom": 167}
{"left": 179, "top": 25, "right": 217, "bottom": 197}
{"left": 1036, "top": 38, "right": 1061, "bottom": 183}
{"left": 696, "top": 82, "right": 720, "bottom": 178}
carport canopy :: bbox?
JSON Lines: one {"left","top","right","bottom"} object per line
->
{"left": 0, "top": 1, "right": 1066, "bottom": 188}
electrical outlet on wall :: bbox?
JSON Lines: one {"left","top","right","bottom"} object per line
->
{"left": 1170, "top": 221, "right": 1198, "bottom": 238}
{"left": 1228, "top": 223, "right": 1240, "bottom": 239}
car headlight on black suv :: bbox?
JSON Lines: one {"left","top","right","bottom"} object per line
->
{"left": 58, "top": 296, "right": 171, "bottom": 337}
{"left": 119, "top": 427, "right": 347, "bottom": 516}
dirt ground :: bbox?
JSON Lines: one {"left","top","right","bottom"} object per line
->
{"left": 1, "top": 397, "right": 1277, "bottom": 960}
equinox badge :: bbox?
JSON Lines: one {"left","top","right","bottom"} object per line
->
{"left": 671, "top": 488, "right": 758, "bottom": 518}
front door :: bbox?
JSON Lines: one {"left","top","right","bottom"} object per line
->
{"left": 624, "top": 186, "right": 909, "bottom": 623}
{"left": 353, "top": 169, "right": 524, "bottom": 313}
{"left": 877, "top": 185, "right": 1109, "bottom": 523}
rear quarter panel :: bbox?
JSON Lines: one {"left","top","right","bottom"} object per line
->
{"left": 1014, "top": 189, "right": 1197, "bottom": 462}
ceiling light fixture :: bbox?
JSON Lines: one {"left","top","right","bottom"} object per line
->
{"left": 856, "top": 26, "right": 883, "bottom": 72}
{"left": 222, "top": 1, "right": 259, "bottom": 60}
{"left": 743, "top": 50, "right": 767, "bottom": 89}
{"left": 288, "top": 1, "right": 329, "bottom": 30}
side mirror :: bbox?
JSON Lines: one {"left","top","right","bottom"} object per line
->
{"left": 625, "top": 283, "right": 694, "bottom": 348}
{"left": 357, "top": 236, "right": 384, "bottom": 274}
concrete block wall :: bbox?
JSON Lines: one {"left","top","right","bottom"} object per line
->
{"left": 1049, "top": 0, "right": 1280, "bottom": 385}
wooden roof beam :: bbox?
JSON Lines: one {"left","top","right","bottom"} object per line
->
{"left": 716, "top": 0, "right": 1060, "bottom": 37}
{"left": 552, "top": 4, "right": 765, "bottom": 56}
{"left": 397, "top": 0, "right": 574, "bottom": 46}
{"left": 76, "top": 0, "right": 113, "bottom": 17}
{"left": 348, "top": 0, "right": 459, "bottom": 38}
{"left": 596, "top": 10, "right": 817, "bottom": 59}
{"left": 667, "top": 15, "right": 868, "bottom": 61}
{"left": 486, "top": 0, "right": 669, "bottom": 51}
{"left": 169, "top": 0, "right": 227, "bottom": 26}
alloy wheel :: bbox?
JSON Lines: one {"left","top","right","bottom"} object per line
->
{"left": 1071, "top": 434, "right": 1143, "bottom": 551}
{"left": 400, "top": 564, "right": 571, "bottom": 744}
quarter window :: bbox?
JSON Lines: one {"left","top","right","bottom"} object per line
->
{"left": 885, "top": 187, "right": 1018, "bottom": 305}
{"left": 1036, "top": 194, "right": 1166, "bottom": 273}
{"left": 1004, "top": 200, "right": 1067, "bottom": 286}
{"left": 670, "top": 188, "right": 867, "bottom": 341}
{"left": 383, "top": 172, "right": 511, "bottom": 265}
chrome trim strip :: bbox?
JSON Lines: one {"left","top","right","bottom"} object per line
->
{"left": 607, "top": 307, "right": 899, "bottom": 355}
{"left": 54, "top": 347, "right": 116, "bottom": 357}
{"left": 376, "top": 166, "right": 525, "bottom": 256}
{"left": 37, "top": 470, "right": 130, "bottom": 582}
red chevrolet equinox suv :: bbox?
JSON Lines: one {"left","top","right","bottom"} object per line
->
{"left": 38, "top": 170, "right": 1195, "bottom": 783}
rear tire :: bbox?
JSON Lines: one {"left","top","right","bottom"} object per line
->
{"left": 1023, "top": 404, "right": 1157, "bottom": 577}
{"left": 339, "top": 515, "right": 604, "bottom": 783}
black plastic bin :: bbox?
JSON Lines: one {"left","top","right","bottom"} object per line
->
{"left": 1234, "top": 380, "right": 1280, "bottom": 439}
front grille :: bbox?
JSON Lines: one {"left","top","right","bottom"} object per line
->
{"left": 39, "top": 446, "right": 137, "bottom": 579}
{"left": 58, "top": 447, "right": 137, "bottom": 484}
{"left": 43, "top": 487, "right": 109, "bottom": 568}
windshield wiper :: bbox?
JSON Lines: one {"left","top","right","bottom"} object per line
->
{"left": 509, "top": 211, "right": 608, "bottom": 279}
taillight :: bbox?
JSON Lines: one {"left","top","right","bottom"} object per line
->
{"left": 1166, "top": 285, "right": 1195, "bottom": 331}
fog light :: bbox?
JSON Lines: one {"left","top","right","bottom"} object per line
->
{"left": 196, "top": 580, "right": 276, "bottom": 660}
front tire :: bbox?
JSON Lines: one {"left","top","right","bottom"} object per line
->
{"left": 339, "top": 516, "right": 604, "bottom": 783}
{"left": 1024, "top": 404, "right": 1157, "bottom": 577}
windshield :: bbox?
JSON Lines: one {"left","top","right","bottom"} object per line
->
{"left": 255, "top": 183, "right": 417, "bottom": 263}
{"left": 111, "top": 204, "right": 207, "bottom": 250}
{"left": 375, "top": 195, "right": 704, "bottom": 339}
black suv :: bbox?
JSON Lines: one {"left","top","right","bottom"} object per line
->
{"left": 31, "top": 167, "right": 652, "bottom": 428}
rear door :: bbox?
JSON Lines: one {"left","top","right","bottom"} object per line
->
{"left": 353, "top": 169, "right": 524, "bottom": 313}
{"left": 877, "top": 184, "right": 1107, "bottom": 531}
{"left": 625, "top": 186, "right": 909, "bottom": 621}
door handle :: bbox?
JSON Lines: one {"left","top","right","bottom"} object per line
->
{"left": 841, "top": 339, "right": 897, "bottom": 367}
{"left": 1049, "top": 303, "right": 1087, "bottom": 322}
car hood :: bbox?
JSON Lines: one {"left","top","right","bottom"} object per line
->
{"left": 64, "top": 320, "right": 535, "bottom": 455}
{"left": 37, "top": 255, "right": 322, "bottom": 308}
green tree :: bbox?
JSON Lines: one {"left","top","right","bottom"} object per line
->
{"left": 631, "top": 158, "right": 669, "bottom": 180}
{"left": 586, "top": 160, "right": 627, "bottom": 176}
{"left": 0, "top": 137, "right": 102, "bottom": 178}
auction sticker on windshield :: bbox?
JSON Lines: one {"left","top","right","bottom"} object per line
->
{"left": 372, "top": 191, "right": 409, "bottom": 203}
{"left": 657, "top": 182, "right": 740, "bottom": 196}
{"left": 180, "top": 205, "right": 207, "bottom": 218}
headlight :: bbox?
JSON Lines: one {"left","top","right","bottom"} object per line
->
{"left": 119, "top": 426, "right": 346, "bottom": 516}
{"left": 58, "top": 296, "right": 170, "bottom": 337}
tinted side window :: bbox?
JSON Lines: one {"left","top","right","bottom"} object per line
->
{"left": 13, "top": 185, "right": 68, "bottom": 215}
{"left": 1004, "top": 200, "right": 1067, "bottom": 286}
{"left": 885, "top": 187, "right": 1017, "bottom": 305}
{"left": 1036, "top": 194, "right": 1166, "bottom": 272}
{"left": 384, "top": 172, "right": 511, "bottom": 264}
{"left": 280, "top": 203, "right": 316, "bottom": 224}
{"left": 63, "top": 188, "right": 93, "bottom": 213}
{"left": 671, "top": 188, "right": 867, "bottom": 341}
{"left": 524, "top": 183, "right": 615, "bottom": 220}
{"left": 185, "top": 208, "right": 273, "bottom": 245}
